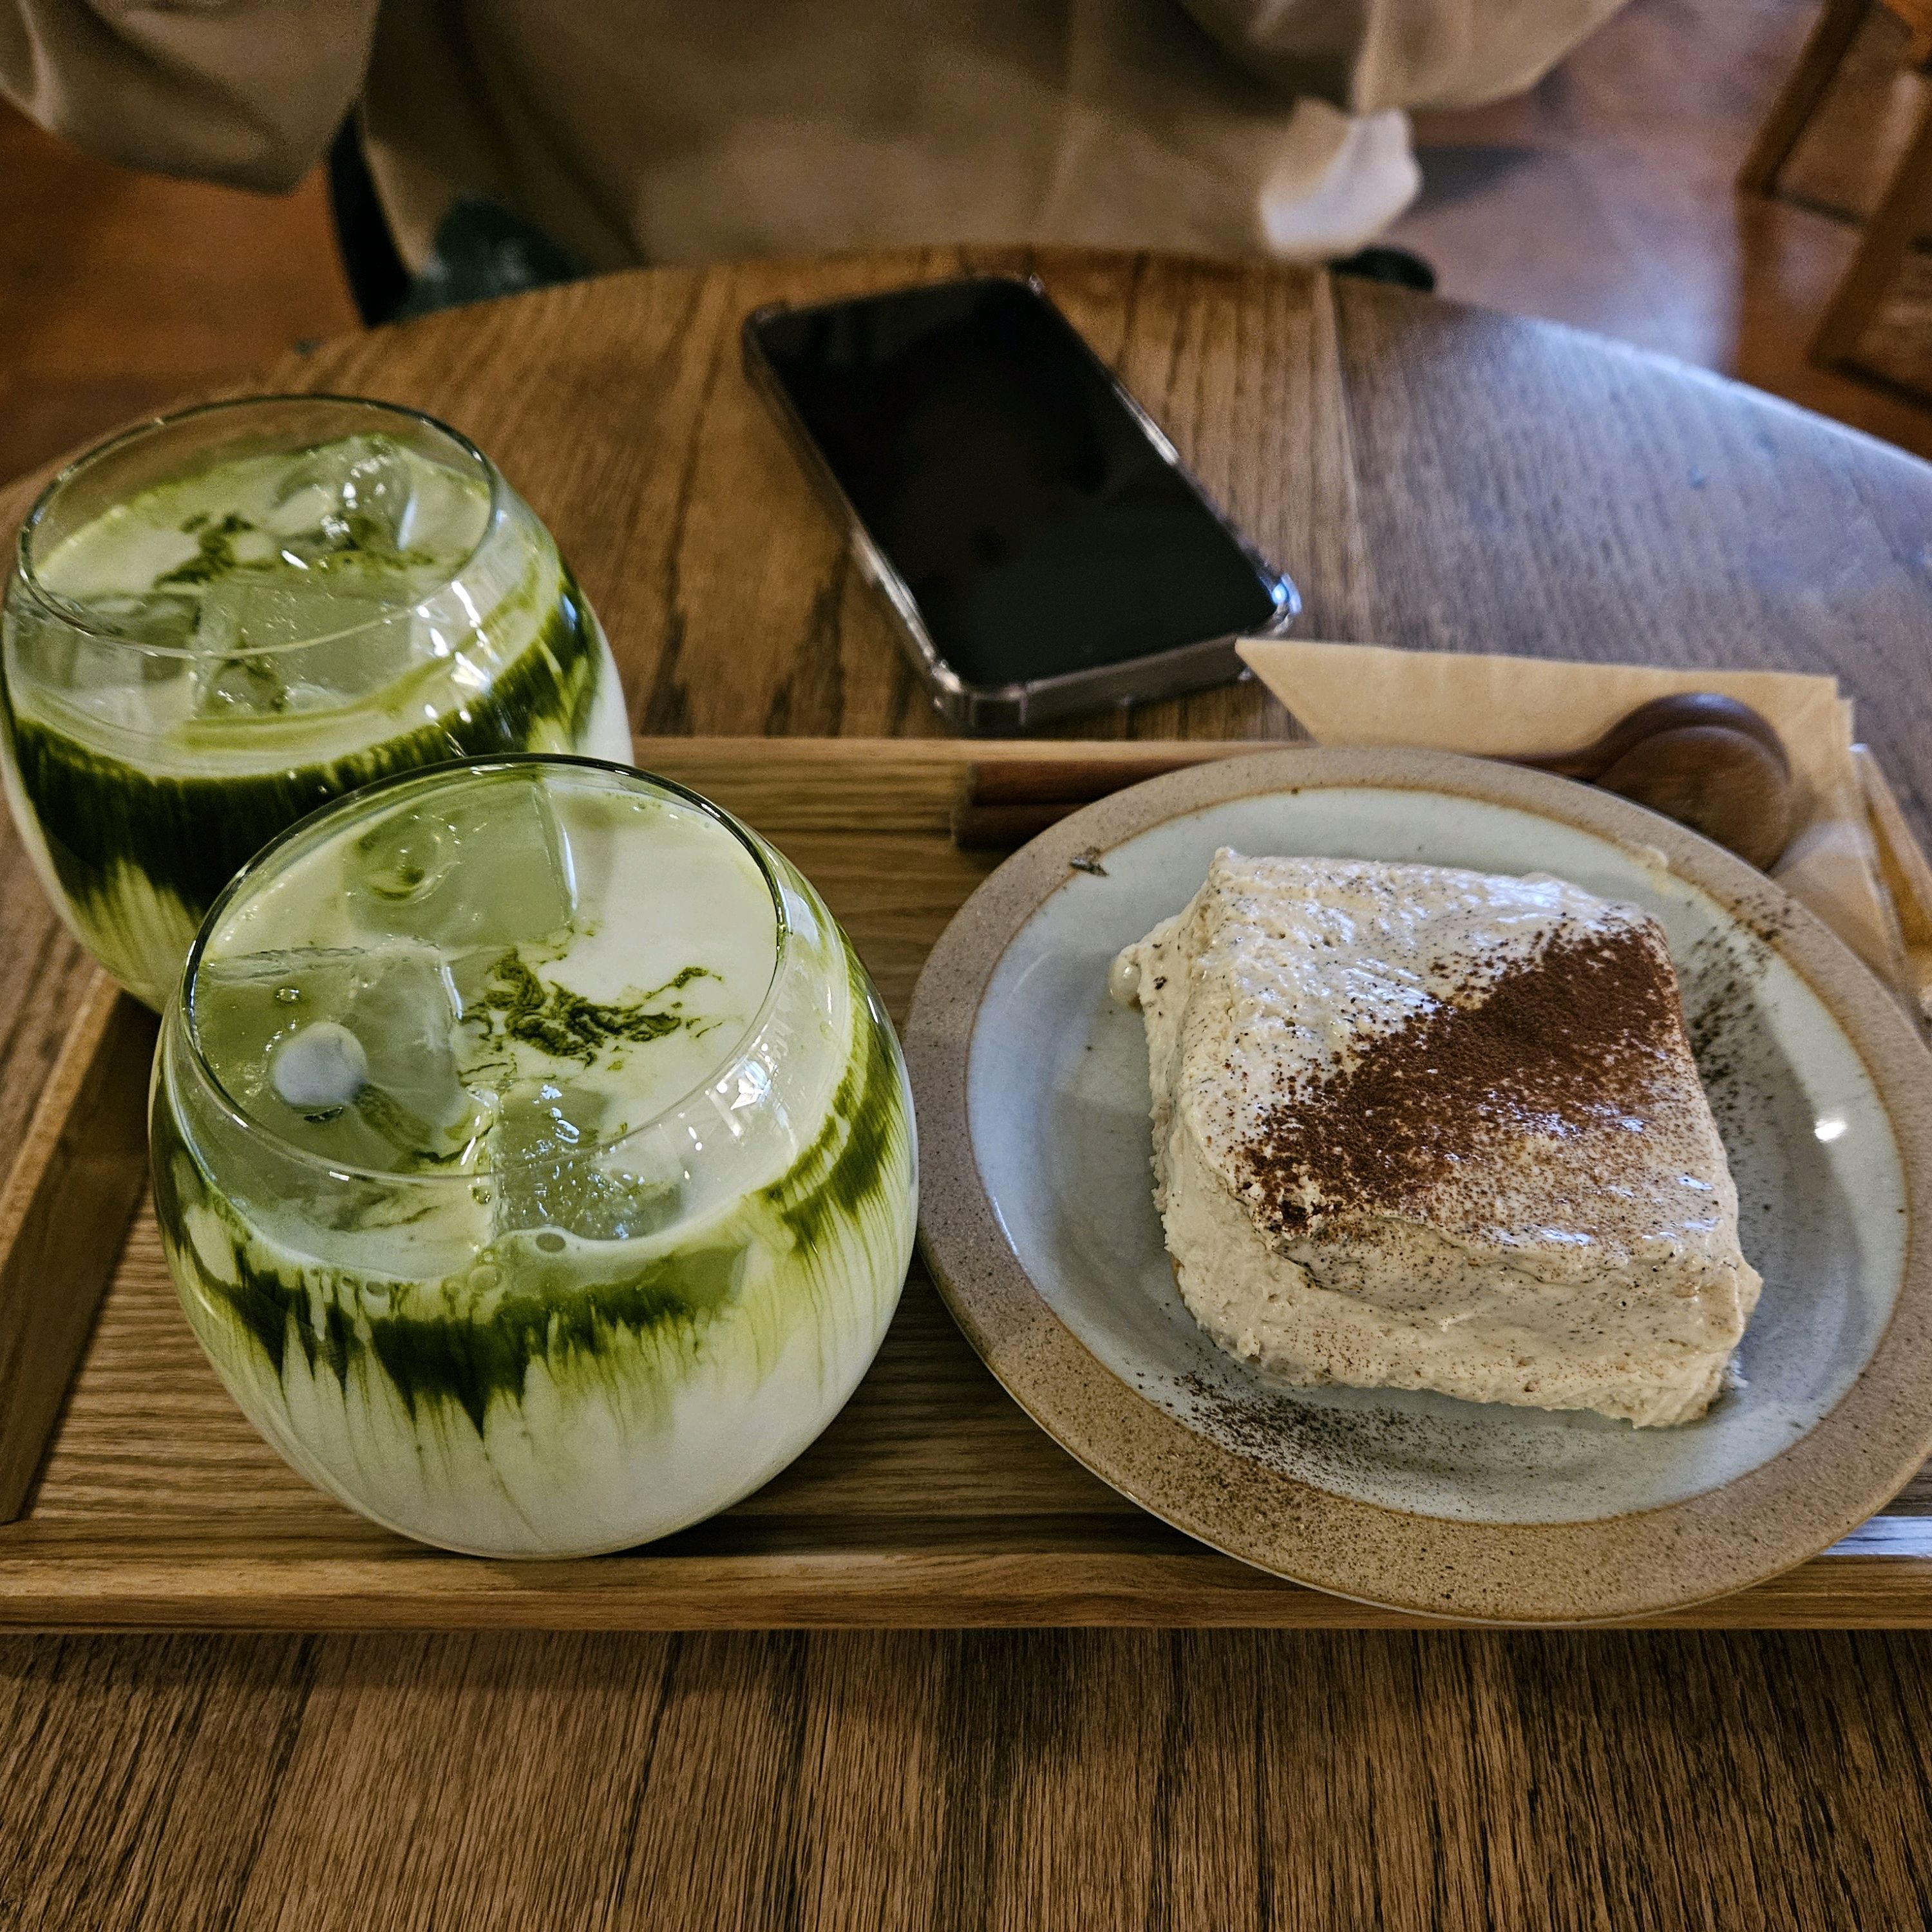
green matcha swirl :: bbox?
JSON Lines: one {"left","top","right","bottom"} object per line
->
{"left": 3, "top": 569, "right": 617, "bottom": 1006}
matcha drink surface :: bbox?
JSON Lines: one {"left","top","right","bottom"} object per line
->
{"left": 194, "top": 770, "right": 781, "bottom": 1202}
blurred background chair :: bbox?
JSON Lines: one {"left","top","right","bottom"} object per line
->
{"left": 1741, "top": 0, "right": 1932, "bottom": 391}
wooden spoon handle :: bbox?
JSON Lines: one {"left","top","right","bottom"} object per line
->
{"left": 1504, "top": 748, "right": 1603, "bottom": 779}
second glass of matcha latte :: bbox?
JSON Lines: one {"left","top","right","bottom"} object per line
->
{"left": 0, "top": 395, "right": 630, "bottom": 1007}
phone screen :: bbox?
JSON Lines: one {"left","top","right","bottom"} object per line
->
{"left": 749, "top": 279, "right": 1289, "bottom": 690}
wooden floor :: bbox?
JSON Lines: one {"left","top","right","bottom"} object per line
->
{"left": 4, "top": 0, "right": 1932, "bottom": 483}
{"left": 1390, "top": 0, "right": 1932, "bottom": 455}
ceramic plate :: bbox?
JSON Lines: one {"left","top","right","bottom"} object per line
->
{"left": 906, "top": 748, "right": 1932, "bottom": 1623}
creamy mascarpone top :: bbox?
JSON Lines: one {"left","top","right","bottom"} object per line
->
{"left": 1119, "top": 851, "right": 1738, "bottom": 1285}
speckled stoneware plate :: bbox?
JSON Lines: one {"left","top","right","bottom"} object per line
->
{"left": 905, "top": 747, "right": 1932, "bottom": 1624}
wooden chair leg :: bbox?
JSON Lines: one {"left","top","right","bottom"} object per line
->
{"left": 1810, "top": 82, "right": 1932, "bottom": 367}
{"left": 1738, "top": 0, "right": 1872, "bottom": 193}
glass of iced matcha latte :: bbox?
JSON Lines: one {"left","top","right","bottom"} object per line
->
{"left": 151, "top": 755, "right": 917, "bottom": 1556}
{"left": 1, "top": 397, "right": 630, "bottom": 1008}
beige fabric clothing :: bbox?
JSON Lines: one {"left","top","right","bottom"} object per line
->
{"left": 3, "top": 0, "right": 1624, "bottom": 270}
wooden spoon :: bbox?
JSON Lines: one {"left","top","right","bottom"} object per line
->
{"left": 1505, "top": 692, "right": 1796, "bottom": 870}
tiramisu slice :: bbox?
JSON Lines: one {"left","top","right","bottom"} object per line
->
{"left": 1112, "top": 852, "right": 1761, "bottom": 1426}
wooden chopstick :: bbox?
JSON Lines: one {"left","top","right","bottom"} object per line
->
{"left": 949, "top": 745, "right": 1272, "bottom": 849}
{"left": 1857, "top": 746, "right": 1932, "bottom": 1024}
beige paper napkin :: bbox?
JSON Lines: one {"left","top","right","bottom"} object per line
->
{"left": 1238, "top": 638, "right": 1913, "bottom": 1002}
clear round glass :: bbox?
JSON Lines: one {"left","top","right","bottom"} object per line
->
{"left": 150, "top": 755, "right": 918, "bottom": 1557}
{"left": 1, "top": 395, "right": 630, "bottom": 1009}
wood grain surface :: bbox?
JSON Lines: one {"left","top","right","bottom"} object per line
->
{"left": 5, "top": 247, "right": 1932, "bottom": 1924}
{"left": 10, "top": 736, "right": 1932, "bottom": 1635}
{"left": 0, "top": 974, "right": 151, "bottom": 1518}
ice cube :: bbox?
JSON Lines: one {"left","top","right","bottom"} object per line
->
{"left": 196, "top": 948, "right": 375, "bottom": 1134}
{"left": 21, "top": 599, "right": 194, "bottom": 729}
{"left": 349, "top": 776, "right": 577, "bottom": 951}
{"left": 194, "top": 944, "right": 483, "bottom": 1173}
{"left": 71, "top": 591, "right": 201, "bottom": 652}
{"left": 350, "top": 951, "right": 487, "bottom": 1158}
{"left": 271, "top": 1022, "right": 368, "bottom": 1111}
{"left": 187, "top": 578, "right": 406, "bottom": 713}
{"left": 194, "top": 578, "right": 391, "bottom": 653}
{"left": 283, "top": 600, "right": 421, "bottom": 705}
{"left": 270, "top": 434, "right": 420, "bottom": 560}
{"left": 191, "top": 652, "right": 290, "bottom": 719}
{"left": 489, "top": 1081, "right": 680, "bottom": 1240}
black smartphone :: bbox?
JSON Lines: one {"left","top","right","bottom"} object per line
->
{"left": 742, "top": 276, "right": 1296, "bottom": 732}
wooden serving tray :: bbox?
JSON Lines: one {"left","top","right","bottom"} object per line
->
{"left": 3, "top": 735, "right": 1932, "bottom": 1633}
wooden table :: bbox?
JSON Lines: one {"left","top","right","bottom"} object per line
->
{"left": 5, "top": 247, "right": 1932, "bottom": 1928}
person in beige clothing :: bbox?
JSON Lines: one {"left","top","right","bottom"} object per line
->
{"left": 1, "top": 0, "right": 1622, "bottom": 283}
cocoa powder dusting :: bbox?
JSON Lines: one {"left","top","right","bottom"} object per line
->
{"left": 1241, "top": 925, "right": 1688, "bottom": 1236}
